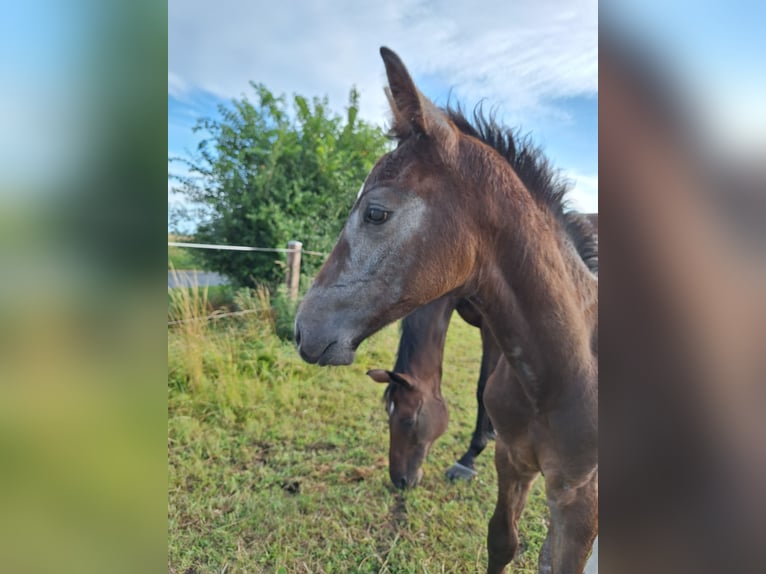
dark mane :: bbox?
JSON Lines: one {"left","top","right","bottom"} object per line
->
{"left": 446, "top": 106, "right": 598, "bottom": 274}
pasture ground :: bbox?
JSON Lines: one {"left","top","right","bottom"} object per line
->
{"left": 168, "top": 286, "right": 548, "bottom": 573}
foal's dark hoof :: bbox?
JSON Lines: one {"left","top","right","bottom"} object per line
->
{"left": 445, "top": 462, "right": 478, "bottom": 481}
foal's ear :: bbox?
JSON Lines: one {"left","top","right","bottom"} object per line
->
{"left": 380, "top": 47, "right": 456, "bottom": 151}
{"left": 366, "top": 369, "right": 415, "bottom": 388}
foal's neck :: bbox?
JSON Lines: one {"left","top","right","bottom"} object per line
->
{"left": 465, "top": 156, "right": 597, "bottom": 406}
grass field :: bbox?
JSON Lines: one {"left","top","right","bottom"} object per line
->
{"left": 168, "top": 235, "right": 204, "bottom": 270}
{"left": 168, "top": 286, "right": 549, "bottom": 573}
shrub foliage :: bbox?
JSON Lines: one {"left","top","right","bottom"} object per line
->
{"left": 172, "top": 84, "right": 389, "bottom": 287}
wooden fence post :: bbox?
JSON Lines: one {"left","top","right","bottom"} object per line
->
{"left": 286, "top": 240, "right": 302, "bottom": 301}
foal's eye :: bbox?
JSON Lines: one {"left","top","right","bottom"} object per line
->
{"left": 364, "top": 207, "right": 389, "bottom": 224}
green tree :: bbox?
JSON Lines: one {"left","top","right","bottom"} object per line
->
{"left": 171, "top": 84, "right": 389, "bottom": 287}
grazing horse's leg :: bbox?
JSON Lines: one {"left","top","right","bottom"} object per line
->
{"left": 487, "top": 437, "right": 537, "bottom": 574}
{"left": 545, "top": 472, "right": 598, "bottom": 574}
{"left": 537, "top": 531, "right": 552, "bottom": 574}
{"left": 447, "top": 328, "right": 501, "bottom": 481}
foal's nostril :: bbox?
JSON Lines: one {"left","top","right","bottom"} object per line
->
{"left": 396, "top": 477, "right": 407, "bottom": 490}
{"left": 294, "top": 325, "right": 302, "bottom": 347}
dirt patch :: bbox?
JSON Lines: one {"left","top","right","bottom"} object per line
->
{"left": 390, "top": 492, "right": 408, "bottom": 529}
{"left": 253, "top": 441, "right": 273, "bottom": 466}
{"left": 305, "top": 441, "right": 338, "bottom": 451}
{"left": 280, "top": 479, "right": 301, "bottom": 494}
{"left": 340, "top": 465, "right": 378, "bottom": 483}
{"left": 370, "top": 492, "right": 410, "bottom": 569}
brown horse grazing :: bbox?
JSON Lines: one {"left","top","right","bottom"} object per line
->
{"left": 367, "top": 294, "right": 500, "bottom": 488}
{"left": 295, "top": 47, "right": 598, "bottom": 573}
{"left": 369, "top": 212, "right": 597, "bottom": 490}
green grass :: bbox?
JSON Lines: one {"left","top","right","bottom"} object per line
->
{"left": 168, "top": 286, "right": 549, "bottom": 573}
{"left": 168, "top": 235, "right": 204, "bottom": 270}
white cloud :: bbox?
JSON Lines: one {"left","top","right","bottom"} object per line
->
{"left": 167, "top": 72, "right": 188, "bottom": 100}
{"left": 565, "top": 170, "right": 599, "bottom": 213}
{"left": 169, "top": 0, "right": 597, "bottom": 125}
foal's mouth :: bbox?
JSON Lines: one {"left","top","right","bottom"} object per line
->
{"left": 299, "top": 340, "right": 357, "bottom": 366}
{"left": 316, "top": 341, "right": 338, "bottom": 366}
{"left": 297, "top": 340, "right": 333, "bottom": 364}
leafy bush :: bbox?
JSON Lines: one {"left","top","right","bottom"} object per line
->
{"left": 170, "top": 84, "right": 390, "bottom": 288}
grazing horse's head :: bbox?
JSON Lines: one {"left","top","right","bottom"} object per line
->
{"left": 295, "top": 47, "right": 478, "bottom": 365}
{"left": 367, "top": 369, "right": 449, "bottom": 489}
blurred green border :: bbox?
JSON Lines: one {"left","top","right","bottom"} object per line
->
{"left": 0, "top": 2, "right": 169, "bottom": 573}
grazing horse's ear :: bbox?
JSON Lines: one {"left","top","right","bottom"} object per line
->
{"left": 367, "top": 369, "right": 391, "bottom": 383}
{"left": 366, "top": 369, "right": 415, "bottom": 389}
{"left": 380, "top": 47, "right": 457, "bottom": 153}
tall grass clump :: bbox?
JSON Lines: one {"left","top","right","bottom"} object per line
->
{"left": 168, "top": 275, "right": 290, "bottom": 426}
{"left": 270, "top": 285, "right": 299, "bottom": 341}
{"left": 270, "top": 274, "right": 315, "bottom": 341}
{"left": 168, "top": 267, "right": 210, "bottom": 393}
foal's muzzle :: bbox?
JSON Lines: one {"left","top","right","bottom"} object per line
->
{"left": 293, "top": 316, "right": 357, "bottom": 366}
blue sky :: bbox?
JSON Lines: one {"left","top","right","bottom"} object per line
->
{"left": 168, "top": 0, "right": 599, "bottom": 231}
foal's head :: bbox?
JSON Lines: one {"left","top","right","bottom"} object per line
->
{"left": 295, "top": 47, "right": 480, "bottom": 365}
{"left": 367, "top": 369, "right": 448, "bottom": 489}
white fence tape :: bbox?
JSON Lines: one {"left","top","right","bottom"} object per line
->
{"left": 168, "top": 242, "right": 326, "bottom": 257}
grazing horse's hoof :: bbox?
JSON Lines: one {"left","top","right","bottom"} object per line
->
{"left": 445, "top": 462, "right": 478, "bottom": 481}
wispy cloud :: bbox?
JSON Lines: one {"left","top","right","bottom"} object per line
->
{"left": 167, "top": 73, "right": 188, "bottom": 100}
{"left": 565, "top": 170, "right": 598, "bottom": 213}
{"left": 169, "top": 0, "right": 597, "bottom": 125}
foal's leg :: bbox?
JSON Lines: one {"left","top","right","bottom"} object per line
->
{"left": 545, "top": 472, "right": 598, "bottom": 574}
{"left": 487, "top": 438, "right": 537, "bottom": 574}
{"left": 447, "top": 332, "right": 501, "bottom": 481}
